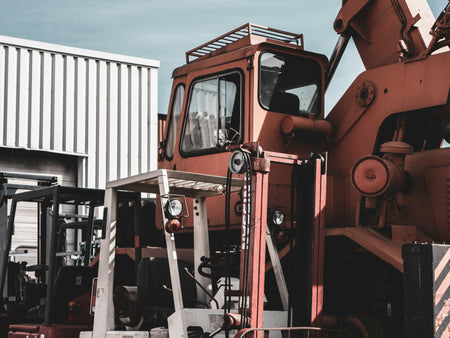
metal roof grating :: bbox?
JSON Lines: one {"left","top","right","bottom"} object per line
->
{"left": 186, "top": 23, "right": 303, "bottom": 63}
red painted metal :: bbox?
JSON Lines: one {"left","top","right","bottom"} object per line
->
{"left": 238, "top": 164, "right": 270, "bottom": 337}
{"left": 68, "top": 292, "right": 94, "bottom": 324}
{"left": 310, "top": 157, "right": 326, "bottom": 327}
{"left": 153, "top": 1, "right": 450, "bottom": 334}
{"left": 237, "top": 149, "right": 326, "bottom": 334}
{"left": 8, "top": 324, "right": 89, "bottom": 338}
{"left": 247, "top": 169, "right": 269, "bottom": 335}
{"left": 281, "top": 115, "right": 332, "bottom": 138}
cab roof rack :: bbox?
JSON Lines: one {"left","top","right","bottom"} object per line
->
{"left": 186, "top": 23, "right": 304, "bottom": 63}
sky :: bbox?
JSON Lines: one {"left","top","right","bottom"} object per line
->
{"left": 0, "top": 0, "right": 445, "bottom": 114}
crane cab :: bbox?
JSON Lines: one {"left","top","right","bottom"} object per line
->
{"left": 158, "top": 24, "right": 329, "bottom": 229}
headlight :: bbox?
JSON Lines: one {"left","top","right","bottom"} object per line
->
{"left": 271, "top": 209, "right": 285, "bottom": 226}
{"left": 166, "top": 198, "right": 183, "bottom": 217}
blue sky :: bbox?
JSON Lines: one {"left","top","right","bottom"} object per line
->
{"left": 0, "top": 0, "right": 445, "bottom": 114}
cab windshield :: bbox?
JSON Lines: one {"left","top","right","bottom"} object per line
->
{"left": 180, "top": 71, "right": 242, "bottom": 156}
{"left": 259, "top": 51, "right": 322, "bottom": 116}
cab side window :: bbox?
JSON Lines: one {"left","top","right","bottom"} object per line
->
{"left": 165, "top": 85, "right": 185, "bottom": 159}
{"left": 181, "top": 72, "right": 242, "bottom": 156}
{"left": 259, "top": 51, "right": 322, "bottom": 116}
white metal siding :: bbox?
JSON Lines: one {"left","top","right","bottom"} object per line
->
{"left": 0, "top": 35, "right": 160, "bottom": 189}
{"left": 0, "top": 148, "right": 78, "bottom": 266}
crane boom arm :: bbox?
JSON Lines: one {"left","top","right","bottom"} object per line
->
{"left": 334, "top": 0, "right": 436, "bottom": 69}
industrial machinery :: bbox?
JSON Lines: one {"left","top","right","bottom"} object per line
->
{"left": 0, "top": 185, "right": 107, "bottom": 338}
{"left": 0, "top": 174, "right": 141, "bottom": 338}
{"left": 0, "top": 173, "right": 58, "bottom": 337}
{"left": 92, "top": 0, "right": 450, "bottom": 337}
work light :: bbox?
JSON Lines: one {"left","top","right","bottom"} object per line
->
{"left": 271, "top": 209, "right": 285, "bottom": 226}
{"left": 166, "top": 198, "right": 183, "bottom": 217}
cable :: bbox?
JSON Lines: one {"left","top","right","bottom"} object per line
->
{"left": 224, "top": 166, "right": 233, "bottom": 338}
{"left": 224, "top": 149, "right": 252, "bottom": 332}
{"left": 240, "top": 150, "right": 252, "bottom": 330}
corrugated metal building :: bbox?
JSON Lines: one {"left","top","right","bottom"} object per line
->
{"left": 0, "top": 34, "right": 159, "bottom": 188}
{"left": 0, "top": 35, "right": 159, "bottom": 259}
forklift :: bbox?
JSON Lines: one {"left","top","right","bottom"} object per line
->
{"left": 0, "top": 172, "right": 58, "bottom": 337}
{"left": 0, "top": 174, "right": 141, "bottom": 338}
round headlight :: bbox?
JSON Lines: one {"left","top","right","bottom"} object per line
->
{"left": 167, "top": 198, "right": 183, "bottom": 217}
{"left": 271, "top": 209, "right": 285, "bottom": 226}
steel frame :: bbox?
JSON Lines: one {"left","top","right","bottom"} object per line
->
{"left": 236, "top": 146, "right": 326, "bottom": 335}
{"left": 0, "top": 173, "right": 57, "bottom": 312}
{"left": 4, "top": 186, "right": 105, "bottom": 326}
{"left": 94, "top": 158, "right": 326, "bottom": 336}
{"left": 93, "top": 169, "right": 242, "bottom": 337}
{"left": 1, "top": 183, "right": 139, "bottom": 331}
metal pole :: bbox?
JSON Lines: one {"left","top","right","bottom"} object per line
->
{"left": 265, "top": 233, "right": 289, "bottom": 311}
{"left": 0, "top": 199, "right": 16, "bottom": 304}
{"left": 238, "top": 155, "right": 270, "bottom": 337}
{"left": 133, "top": 197, "right": 142, "bottom": 274}
{"left": 158, "top": 170, "right": 188, "bottom": 337}
{"left": 44, "top": 187, "right": 60, "bottom": 326}
{"left": 310, "top": 157, "right": 326, "bottom": 326}
{"left": 84, "top": 205, "right": 95, "bottom": 266}
{"left": 193, "top": 197, "right": 211, "bottom": 304}
{"left": 325, "top": 34, "right": 350, "bottom": 90}
{"left": 39, "top": 201, "right": 49, "bottom": 273}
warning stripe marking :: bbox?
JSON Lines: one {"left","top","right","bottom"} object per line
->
{"left": 435, "top": 269, "right": 450, "bottom": 306}
{"left": 435, "top": 247, "right": 450, "bottom": 336}
{"left": 435, "top": 298, "right": 450, "bottom": 333}
{"left": 441, "top": 322, "right": 450, "bottom": 338}
{"left": 435, "top": 248, "right": 450, "bottom": 282}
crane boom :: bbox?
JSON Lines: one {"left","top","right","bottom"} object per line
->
{"left": 334, "top": 0, "right": 436, "bottom": 69}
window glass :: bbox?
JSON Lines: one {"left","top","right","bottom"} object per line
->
{"left": 165, "top": 85, "right": 185, "bottom": 159}
{"left": 259, "top": 51, "right": 322, "bottom": 116}
{"left": 181, "top": 72, "right": 241, "bottom": 155}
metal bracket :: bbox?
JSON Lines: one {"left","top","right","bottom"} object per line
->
{"left": 309, "top": 153, "right": 326, "bottom": 175}
{"left": 334, "top": 0, "right": 372, "bottom": 34}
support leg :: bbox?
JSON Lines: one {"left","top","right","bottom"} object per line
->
{"left": 93, "top": 188, "right": 117, "bottom": 337}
